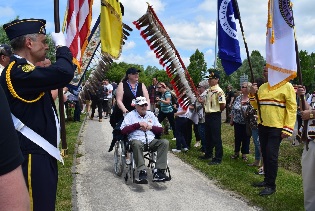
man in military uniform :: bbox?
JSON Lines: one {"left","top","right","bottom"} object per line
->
{"left": 199, "top": 69, "right": 226, "bottom": 165}
{"left": 0, "top": 19, "right": 75, "bottom": 210}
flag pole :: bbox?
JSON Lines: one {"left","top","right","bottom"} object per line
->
{"left": 292, "top": 13, "right": 308, "bottom": 148}
{"left": 232, "top": 0, "right": 263, "bottom": 122}
{"left": 214, "top": 1, "right": 218, "bottom": 69}
{"left": 232, "top": 0, "right": 254, "bottom": 82}
{"left": 54, "top": 0, "right": 68, "bottom": 156}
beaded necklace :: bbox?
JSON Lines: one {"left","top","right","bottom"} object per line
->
{"left": 6, "top": 61, "right": 45, "bottom": 103}
{"left": 127, "top": 80, "right": 138, "bottom": 97}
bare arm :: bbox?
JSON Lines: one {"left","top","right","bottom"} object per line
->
{"left": 116, "top": 82, "right": 128, "bottom": 114}
{"left": 0, "top": 166, "right": 30, "bottom": 211}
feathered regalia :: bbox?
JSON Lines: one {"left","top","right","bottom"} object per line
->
{"left": 78, "top": 1, "right": 132, "bottom": 105}
{"left": 133, "top": 4, "right": 198, "bottom": 109}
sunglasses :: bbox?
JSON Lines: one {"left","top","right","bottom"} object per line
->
{"left": 241, "top": 86, "right": 247, "bottom": 88}
{"left": 139, "top": 104, "right": 148, "bottom": 107}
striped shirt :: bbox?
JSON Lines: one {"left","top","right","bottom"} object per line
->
{"left": 249, "top": 82, "right": 296, "bottom": 136}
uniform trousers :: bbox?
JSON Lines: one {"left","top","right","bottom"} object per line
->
{"left": 302, "top": 141, "right": 315, "bottom": 211}
{"left": 258, "top": 124, "right": 282, "bottom": 188}
{"left": 22, "top": 154, "right": 58, "bottom": 211}
{"left": 131, "top": 139, "right": 169, "bottom": 171}
{"left": 204, "top": 112, "right": 223, "bottom": 162}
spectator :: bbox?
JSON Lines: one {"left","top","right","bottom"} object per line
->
{"left": 225, "top": 85, "right": 235, "bottom": 123}
{"left": 156, "top": 82, "right": 176, "bottom": 140}
{"left": 0, "top": 18, "right": 75, "bottom": 210}
{"left": 195, "top": 80, "right": 210, "bottom": 152}
{"left": 90, "top": 82, "right": 105, "bottom": 122}
{"left": 229, "top": 82, "right": 252, "bottom": 162}
{"left": 120, "top": 96, "right": 169, "bottom": 183}
{"left": 249, "top": 65, "right": 296, "bottom": 196}
{"left": 0, "top": 44, "right": 13, "bottom": 75}
{"left": 148, "top": 77, "right": 159, "bottom": 112}
{"left": 103, "top": 79, "right": 113, "bottom": 118}
{"left": 198, "top": 69, "right": 226, "bottom": 165}
{"left": 0, "top": 84, "right": 30, "bottom": 211}
{"left": 172, "top": 104, "right": 189, "bottom": 153}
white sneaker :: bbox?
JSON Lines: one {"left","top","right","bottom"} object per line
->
{"left": 171, "top": 138, "right": 176, "bottom": 141}
{"left": 183, "top": 148, "right": 189, "bottom": 152}
{"left": 172, "top": 149, "right": 181, "bottom": 153}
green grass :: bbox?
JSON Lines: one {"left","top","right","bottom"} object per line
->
{"left": 165, "top": 123, "right": 305, "bottom": 211}
{"left": 56, "top": 119, "right": 83, "bottom": 211}
{"left": 56, "top": 119, "right": 305, "bottom": 211}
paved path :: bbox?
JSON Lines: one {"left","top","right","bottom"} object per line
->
{"left": 72, "top": 116, "right": 260, "bottom": 211}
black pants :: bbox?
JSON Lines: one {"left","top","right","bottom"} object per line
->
{"left": 22, "top": 154, "right": 58, "bottom": 211}
{"left": 258, "top": 124, "right": 282, "bottom": 188}
{"left": 175, "top": 117, "right": 188, "bottom": 149}
{"left": 205, "top": 112, "right": 223, "bottom": 161}
{"left": 158, "top": 111, "right": 176, "bottom": 137}
{"left": 91, "top": 100, "right": 103, "bottom": 119}
{"left": 73, "top": 100, "right": 81, "bottom": 121}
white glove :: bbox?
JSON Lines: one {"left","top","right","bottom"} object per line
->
{"left": 51, "top": 32, "right": 66, "bottom": 47}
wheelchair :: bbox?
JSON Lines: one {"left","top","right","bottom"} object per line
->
{"left": 113, "top": 138, "right": 171, "bottom": 184}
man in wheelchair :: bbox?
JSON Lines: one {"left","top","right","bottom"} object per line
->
{"left": 120, "top": 96, "right": 170, "bottom": 184}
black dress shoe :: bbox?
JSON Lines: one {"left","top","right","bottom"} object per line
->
{"left": 208, "top": 161, "right": 221, "bottom": 165}
{"left": 252, "top": 181, "right": 267, "bottom": 187}
{"left": 198, "top": 155, "right": 211, "bottom": 160}
{"left": 259, "top": 187, "right": 276, "bottom": 196}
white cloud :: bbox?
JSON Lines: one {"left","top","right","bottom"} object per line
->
{"left": 0, "top": 6, "right": 15, "bottom": 19}
{"left": 122, "top": 41, "right": 136, "bottom": 51}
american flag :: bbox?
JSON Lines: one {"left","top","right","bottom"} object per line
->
{"left": 65, "top": 0, "right": 93, "bottom": 72}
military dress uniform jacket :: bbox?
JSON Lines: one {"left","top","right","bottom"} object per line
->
{"left": 0, "top": 46, "right": 75, "bottom": 155}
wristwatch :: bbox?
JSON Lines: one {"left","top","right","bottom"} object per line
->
{"left": 310, "top": 111, "right": 314, "bottom": 119}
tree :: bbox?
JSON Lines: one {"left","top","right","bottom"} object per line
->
{"left": 293, "top": 50, "right": 315, "bottom": 92}
{"left": 187, "top": 49, "right": 207, "bottom": 85}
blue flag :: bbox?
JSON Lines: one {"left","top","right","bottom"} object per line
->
{"left": 218, "top": 0, "right": 242, "bottom": 75}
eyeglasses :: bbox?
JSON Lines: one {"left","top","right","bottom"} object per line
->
{"left": 241, "top": 86, "right": 247, "bottom": 88}
{"left": 139, "top": 104, "right": 148, "bottom": 107}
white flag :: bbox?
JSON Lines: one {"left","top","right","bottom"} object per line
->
{"left": 266, "top": 0, "right": 297, "bottom": 89}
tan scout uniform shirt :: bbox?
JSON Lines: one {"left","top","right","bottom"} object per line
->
{"left": 204, "top": 84, "right": 226, "bottom": 113}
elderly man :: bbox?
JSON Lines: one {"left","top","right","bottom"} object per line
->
{"left": 0, "top": 44, "right": 13, "bottom": 74}
{"left": 0, "top": 19, "right": 75, "bottom": 210}
{"left": 120, "top": 96, "right": 169, "bottom": 184}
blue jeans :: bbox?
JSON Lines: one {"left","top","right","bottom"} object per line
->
{"left": 198, "top": 123, "right": 206, "bottom": 151}
{"left": 251, "top": 128, "right": 261, "bottom": 161}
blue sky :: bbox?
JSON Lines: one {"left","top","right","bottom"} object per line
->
{"left": 0, "top": 0, "right": 314, "bottom": 70}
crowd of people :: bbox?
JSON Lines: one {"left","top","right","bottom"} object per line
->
{"left": 0, "top": 19, "right": 313, "bottom": 211}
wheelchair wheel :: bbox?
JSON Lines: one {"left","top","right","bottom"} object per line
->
{"left": 114, "top": 140, "right": 125, "bottom": 176}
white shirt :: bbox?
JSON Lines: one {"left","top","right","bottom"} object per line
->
{"left": 0, "top": 64, "right": 5, "bottom": 75}
{"left": 120, "top": 110, "right": 162, "bottom": 143}
{"left": 105, "top": 84, "right": 113, "bottom": 99}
